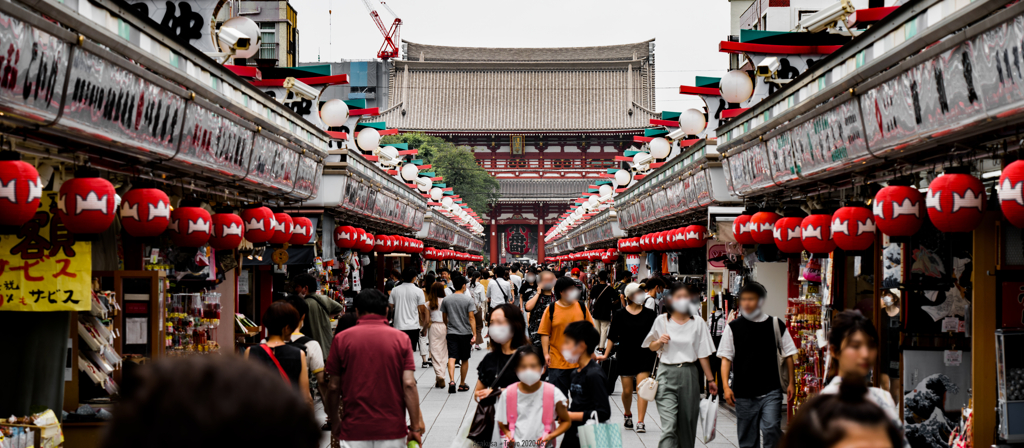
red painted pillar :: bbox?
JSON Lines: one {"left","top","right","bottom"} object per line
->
{"left": 490, "top": 219, "right": 499, "bottom": 264}
{"left": 537, "top": 221, "right": 545, "bottom": 263}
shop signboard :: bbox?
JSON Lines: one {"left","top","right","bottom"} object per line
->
{"left": 722, "top": 155, "right": 735, "bottom": 195}
{"left": 975, "top": 17, "right": 1024, "bottom": 117}
{"left": 0, "top": 11, "right": 70, "bottom": 123}
{"left": 269, "top": 144, "right": 298, "bottom": 192}
{"left": 682, "top": 175, "right": 697, "bottom": 212}
{"left": 765, "top": 128, "right": 799, "bottom": 185}
{"left": 0, "top": 193, "right": 91, "bottom": 312}
{"left": 788, "top": 99, "right": 869, "bottom": 178}
{"left": 1001, "top": 281, "right": 1024, "bottom": 329}
{"left": 177, "top": 102, "right": 254, "bottom": 178}
{"left": 653, "top": 189, "right": 668, "bottom": 219}
{"left": 293, "top": 156, "right": 319, "bottom": 198}
{"left": 670, "top": 181, "right": 685, "bottom": 215}
{"left": 63, "top": 47, "right": 185, "bottom": 158}
{"left": 707, "top": 244, "right": 727, "bottom": 269}
{"left": 693, "top": 169, "right": 713, "bottom": 207}
{"left": 247, "top": 135, "right": 282, "bottom": 189}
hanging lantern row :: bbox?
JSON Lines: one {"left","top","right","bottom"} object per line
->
{"left": 615, "top": 225, "right": 709, "bottom": 253}
{"left": 423, "top": 248, "right": 482, "bottom": 262}
{"left": 550, "top": 249, "right": 618, "bottom": 263}
{"left": 333, "top": 226, "right": 425, "bottom": 254}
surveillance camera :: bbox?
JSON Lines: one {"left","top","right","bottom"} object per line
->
{"left": 282, "top": 77, "right": 320, "bottom": 102}
{"left": 218, "top": 27, "right": 250, "bottom": 53}
{"left": 667, "top": 128, "right": 687, "bottom": 140}
{"left": 756, "top": 57, "right": 780, "bottom": 77}
{"left": 795, "top": 0, "right": 854, "bottom": 33}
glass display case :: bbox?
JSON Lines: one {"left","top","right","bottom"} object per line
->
{"left": 996, "top": 329, "right": 1024, "bottom": 443}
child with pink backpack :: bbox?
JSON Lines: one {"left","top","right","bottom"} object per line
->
{"left": 495, "top": 345, "right": 572, "bottom": 447}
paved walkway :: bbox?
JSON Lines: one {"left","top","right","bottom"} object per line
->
{"left": 317, "top": 340, "right": 740, "bottom": 448}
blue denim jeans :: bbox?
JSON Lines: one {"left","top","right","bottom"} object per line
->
{"left": 735, "top": 389, "right": 784, "bottom": 448}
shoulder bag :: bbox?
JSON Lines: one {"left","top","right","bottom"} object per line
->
{"left": 637, "top": 355, "right": 660, "bottom": 401}
{"left": 467, "top": 354, "right": 517, "bottom": 446}
{"left": 772, "top": 316, "right": 789, "bottom": 389}
{"left": 259, "top": 344, "right": 292, "bottom": 384}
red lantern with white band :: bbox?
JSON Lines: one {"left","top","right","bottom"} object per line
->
{"left": 831, "top": 207, "right": 875, "bottom": 251}
{"left": 926, "top": 173, "right": 986, "bottom": 233}
{"left": 119, "top": 188, "right": 171, "bottom": 237}
{"left": 0, "top": 157, "right": 42, "bottom": 228}
{"left": 773, "top": 217, "right": 804, "bottom": 253}
{"left": 359, "top": 231, "right": 374, "bottom": 253}
{"left": 169, "top": 207, "right": 211, "bottom": 247}
{"left": 684, "top": 225, "right": 708, "bottom": 248}
{"left": 873, "top": 185, "right": 924, "bottom": 237}
{"left": 335, "top": 226, "right": 358, "bottom": 249}
{"left": 57, "top": 175, "right": 116, "bottom": 234}
{"left": 801, "top": 214, "right": 836, "bottom": 254}
{"left": 750, "top": 212, "right": 780, "bottom": 245}
{"left": 209, "top": 213, "right": 244, "bottom": 250}
{"left": 999, "top": 160, "right": 1024, "bottom": 228}
{"left": 290, "top": 217, "right": 314, "bottom": 245}
{"left": 241, "top": 206, "right": 275, "bottom": 243}
{"left": 270, "top": 213, "right": 293, "bottom": 245}
{"left": 733, "top": 214, "right": 756, "bottom": 245}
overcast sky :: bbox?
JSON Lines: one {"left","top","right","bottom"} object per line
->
{"left": 290, "top": 0, "right": 730, "bottom": 112}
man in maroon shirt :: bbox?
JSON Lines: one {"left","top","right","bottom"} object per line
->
{"left": 326, "top": 289, "right": 425, "bottom": 447}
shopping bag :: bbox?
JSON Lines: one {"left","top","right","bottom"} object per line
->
{"left": 578, "top": 412, "right": 623, "bottom": 448}
{"left": 698, "top": 395, "right": 719, "bottom": 444}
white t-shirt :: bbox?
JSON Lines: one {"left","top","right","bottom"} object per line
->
{"left": 429, "top": 298, "right": 444, "bottom": 323}
{"left": 389, "top": 283, "right": 426, "bottom": 331}
{"left": 470, "top": 283, "right": 487, "bottom": 307}
{"left": 642, "top": 314, "right": 715, "bottom": 364}
{"left": 510, "top": 274, "right": 523, "bottom": 292}
{"left": 488, "top": 278, "right": 513, "bottom": 308}
{"left": 290, "top": 333, "right": 324, "bottom": 375}
{"left": 716, "top": 314, "right": 798, "bottom": 361}
{"left": 495, "top": 383, "right": 568, "bottom": 443}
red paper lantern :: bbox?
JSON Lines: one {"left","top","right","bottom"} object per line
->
{"left": 374, "top": 235, "right": 388, "bottom": 253}
{"left": 119, "top": 188, "right": 171, "bottom": 237}
{"left": 684, "top": 225, "right": 708, "bottom": 248}
{"left": 873, "top": 186, "right": 923, "bottom": 237}
{"left": 733, "top": 214, "right": 756, "bottom": 245}
{"left": 927, "top": 173, "right": 986, "bottom": 233}
{"left": 290, "top": 217, "right": 314, "bottom": 245}
{"left": 1000, "top": 160, "right": 1024, "bottom": 228}
{"left": 0, "top": 159, "right": 42, "bottom": 227}
{"left": 241, "top": 206, "right": 275, "bottom": 243}
{"left": 831, "top": 207, "right": 875, "bottom": 251}
{"left": 359, "top": 231, "right": 373, "bottom": 253}
{"left": 638, "top": 234, "right": 649, "bottom": 252}
{"left": 411, "top": 239, "right": 424, "bottom": 253}
{"left": 750, "top": 212, "right": 780, "bottom": 245}
{"left": 57, "top": 176, "right": 115, "bottom": 234}
{"left": 772, "top": 217, "right": 804, "bottom": 253}
{"left": 270, "top": 213, "right": 293, "bottom": 245}
{"left": 423, "top": 247, "right": 434, "bottom": 260}
{"left": 801, "top": 214, "right": 836, "bottom": 254}
{"left": 209, "top": 213, "right": 244, "bottom": 250}
{"left": 169, "top": 207, "right": 211, "bottom": 247}
{"left": 335, "top": 226, "right": 357, "bottom": 249}
{"left": 605, "top": 249, "right": 619, "bottom": 262}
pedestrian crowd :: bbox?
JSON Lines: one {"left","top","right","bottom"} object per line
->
{"left": 98, "top": 262, "right": 906, "bottom": 448}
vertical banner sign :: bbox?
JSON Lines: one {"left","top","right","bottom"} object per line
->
{"left": 0, "top": 192, "right": 92, "bottom": 311}
{"left": 626, "top": 254, "right": 640, "bottom": 275}
{"left": 511, "top": 135, "right": 525, "bottom": 156}
{"left": 506, "top": 225, "right": 530, "bottom": 255}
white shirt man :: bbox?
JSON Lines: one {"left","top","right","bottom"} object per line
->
{"left": 487, "top": 277, "right": 513, "bottom": 308}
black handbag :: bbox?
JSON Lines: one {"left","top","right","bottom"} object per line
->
{"left": 466, "top": 354, "right": 517, "bottom": 446}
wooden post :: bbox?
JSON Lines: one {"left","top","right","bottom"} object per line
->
{"left": 971, "top": 212, "right": 998, "bottom": 448}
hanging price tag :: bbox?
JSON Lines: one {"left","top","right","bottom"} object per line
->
{"left": 944, "top": 350, "right": 962, "bottom": 367}
{"left": 941, "top": 317, "right": 960, "bottom": 332}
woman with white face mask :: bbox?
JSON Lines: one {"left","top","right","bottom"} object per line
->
{"left": 595, "top": 282, "right": 658, "bottom": 433}
{"left": 471, "top": 304, "right": 532, "bottom": 445}
{"left": 643, "top": 283, "right": 718, "bottom": 448}
{"left": 495, "top": 345, "right": 572, "bottom": 447}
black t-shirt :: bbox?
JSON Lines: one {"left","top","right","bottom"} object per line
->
{"left": 607, "top": 307, "right": 658, "bottom": 367}
{"left": 477, "top": 350, "right": 519, "bottom": 390}
{"left": 249, "top": 343, "right": 304, "bottom": 388}
{"left": 528, "top": 292, "right": 556, "bottom": 346}
{"left": 563, "top": 359, "right": 611, "bottom": 448}
{"left": 589, "top": 283, "right": 618, "bottom": 321}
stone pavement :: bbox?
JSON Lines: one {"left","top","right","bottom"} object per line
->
{"left": 316, "top": 342, "right": 740, "bottom": 448}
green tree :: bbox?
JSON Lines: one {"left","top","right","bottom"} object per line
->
{"left": 380, "top": 132, "right": 499, "bottom": 216}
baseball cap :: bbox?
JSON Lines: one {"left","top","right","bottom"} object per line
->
{"left": 571, "top": 268, "right": 581, "bottom": 275}
{"left": 623, "top": 282, "right": 642, "bottom": 298}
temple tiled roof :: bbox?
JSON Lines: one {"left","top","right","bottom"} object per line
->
{"left": 496, "top": 179, "right": 594, "bottom": 201}
{"left": 377, "top": 40, "right": 658, "bottom": 132}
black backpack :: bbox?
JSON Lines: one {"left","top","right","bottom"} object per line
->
{"left": 287, "top": 335, "right": 314, "bottom": 351}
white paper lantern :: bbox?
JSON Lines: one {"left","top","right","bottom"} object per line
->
{"left": 400, "top": 163, "right": 419, "bottom": 182}
{"left": 415, "top": 176, "right": 433, "bottom": 192}
{"left": 356, "top": 128, "right": 381, "bottom": 152}
{"left": 221, "top": 17, "right": 260, "bottom": 59}
{"left": 320, "top": 99, "right": 350, "bottom": 127}
{"left": 720, "top": 70, "right": 754, "bottom": 104}
{"left": 649, "top": 138, "right": 671, "bottom": 160}
{"left": 614, "top": 169, "right": 632, "bottom": 187}
{"left": 678, "top": 108, "right": 707, "bottom": 136}
{"left": 429, "top": 187, "right": 443, "bottom": 201}
{"left": 598, "top": 184, "right": 613, "bottom": 197}
{"left": 587, "top": 195, "right": 600, "bottom": 208}
{"left": 378, "top": 146, "right": 400, "bottom": 166}
{"left": 441, "top": 197, "right": 454, "bottom": 208}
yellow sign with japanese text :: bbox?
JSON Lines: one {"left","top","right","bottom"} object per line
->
{"left": 0, "top": 192, "right": 91, "bottom": 311}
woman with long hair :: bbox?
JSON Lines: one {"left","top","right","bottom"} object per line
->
{"left": 642, "top": 282, "right": 717, "bottom": 448}
{"left": 425, "top": 281, "right": 449, "bottom": 388}
{"left": 472, "top": 303, "right": 531, "bottom": 446}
